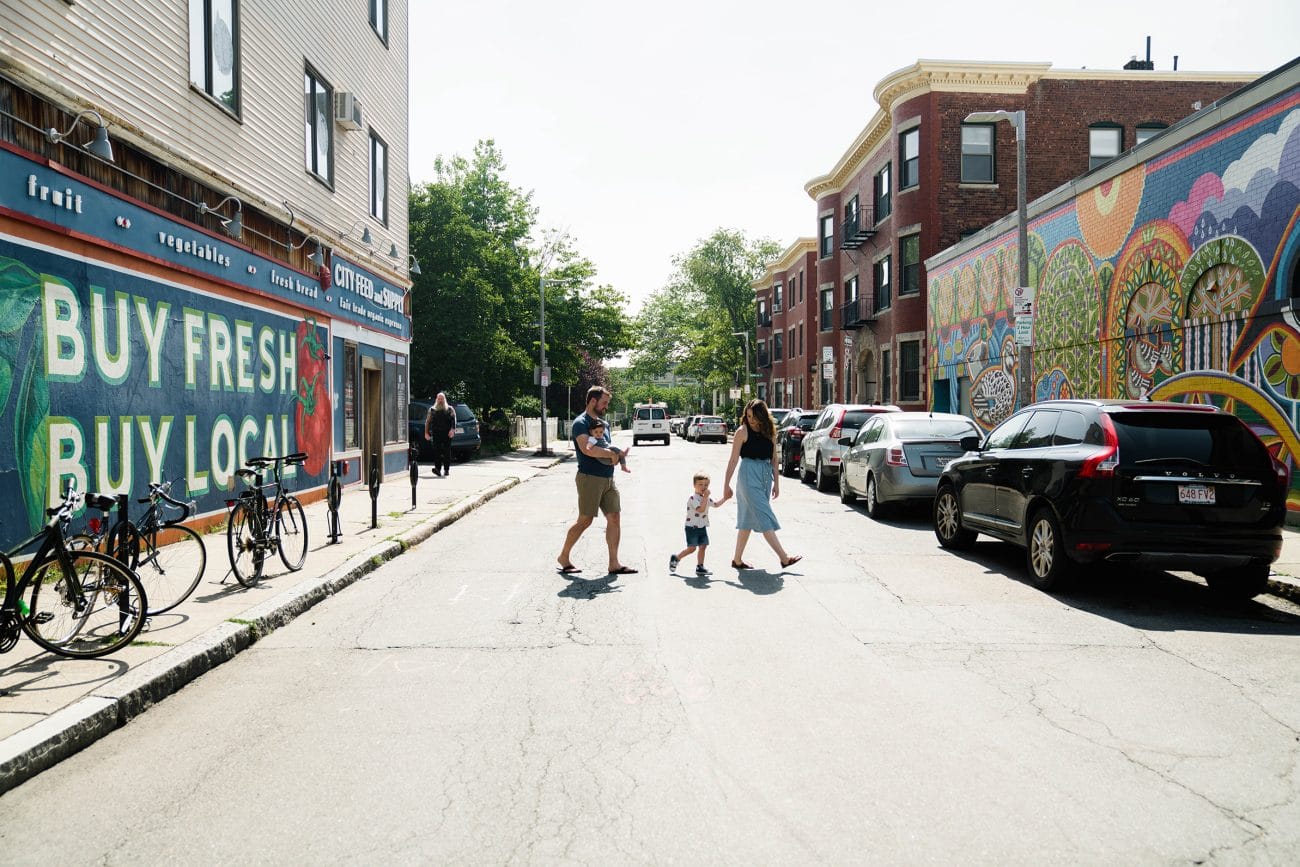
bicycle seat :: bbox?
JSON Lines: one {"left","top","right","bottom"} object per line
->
{"left": 86, "top": 493, "right": 117, "bottom": 512}
{"left": 235, "top": 468, "right": 260, "bottom": 479}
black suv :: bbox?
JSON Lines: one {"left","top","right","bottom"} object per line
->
{"left": 933, "top": 399, "right": 1286, "bottom": 598}
{"left": 408, "top": 401, "right": 481, "bottom": 462}
{"left": 777, "top": 409, "right": 816, "bottom": 477}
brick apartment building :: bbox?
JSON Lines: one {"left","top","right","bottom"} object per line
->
{"left": 752, "top": 238, "right": 816, "bottom": 409}
{"left": 756, "top": 59, "right": 1254, "bottom": 412}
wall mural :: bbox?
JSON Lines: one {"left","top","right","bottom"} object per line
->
{"left": 929, "top": 91, "right": 1300, "bottom": 511}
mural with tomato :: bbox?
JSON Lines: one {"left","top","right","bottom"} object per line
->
{"left": 295, "top": 317, "right": 331, "bottom": 476}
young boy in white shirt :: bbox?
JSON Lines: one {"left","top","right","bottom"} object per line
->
{"left": 669, "top": 472, "right": 727, "bottom": 575}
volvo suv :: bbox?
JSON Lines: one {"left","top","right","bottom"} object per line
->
{"left": 932, "top": 399, "right": 1287, "bottom": 598}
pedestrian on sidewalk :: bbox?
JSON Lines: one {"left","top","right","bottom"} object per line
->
{"left": 721, "top": 398, "right": 802, "bottom": 571}
{"left": 557, "top": 385, "right": 637, "bottom": 576}
{"left": 670, "top": 471, "right": 726, "bottom": 575}
{"left": 424, "top": 392, "right": 456, "bottom": 477}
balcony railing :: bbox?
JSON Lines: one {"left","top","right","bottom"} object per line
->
{"left": 841, "top": 214, "right": 875, "bottom": 250}
{"left": 757, "top": 311, "right": 773, "bottom": 329}
{"left": 841, "top": 295, "right": 873, "bottom": 329}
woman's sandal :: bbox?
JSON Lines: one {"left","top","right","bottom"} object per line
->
{"left": 731, "top": 560, "right": 754, "bottom": 569}
{"left": 780, "top": 555, "right": 803, "bottom": 568}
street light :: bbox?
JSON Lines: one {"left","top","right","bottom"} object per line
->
{"left": 731, "top": 331, "right": 751, "bottom": 397}
{"left": 964, "top": 109, "right": 1032, "bottom": 408}
{"left": 536, "top": 274, "right": 576, "bottom": 457}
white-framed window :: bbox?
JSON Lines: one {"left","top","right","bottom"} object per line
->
{"left": 369, "top": 0, "right": 388, "bottom": 43}
{"left": 874, "top": 256, "right": 891, "bottom": 313}
{"left": 304, "top": 66, "right": 333, "bottom": 185}
{"left": 1089, "top": 124, "right": 1122, "bottom": 171}
{"left": 844, "top": 274, "right": 858, "bottom": 302}
{"left": 900, "top": 234, "right": 921, "bottom": 296}
{"left": 899, "top": 340, "right": 921, "bottom": 402}
{"left": 188, "top": 0, "right": 240, "bottom": 114}
{"left": 960, "top": 123, "right": 994, "bottom": 183}
{"left": 900, "top": 128, "right": 920, "bottom": 189}
{"left": 1135, "top": 123, "right": 1167, "bottom": 146}
{"left": 819, "top": 214, "right": 834, "bottom": 258}
{"left": 369, "top": 130, "right": 388, "bottom": 224}
{"left": 773, "top": 282, "right": 783, "bottom": 312}
{"left": 820, "top": 288, "right": 834, "bottom": 330}
{"left": 874, "top": 163, "right": 891, "bottom": 220}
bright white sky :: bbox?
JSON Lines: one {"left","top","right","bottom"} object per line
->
{"left": 409, "top": 0, "right": 1299, "bottom": 316}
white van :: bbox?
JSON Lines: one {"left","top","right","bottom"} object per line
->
{"left": 632, "top": 403, "right": 671, "bottom": 446}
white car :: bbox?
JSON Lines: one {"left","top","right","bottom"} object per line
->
{"left": 689, "top": 415, "right": 728, "bottom": 443}
{"left": 632, "top": 403, "right": 670, "bottom": 445}
{"left": 801, "top": 403, "right": 902, "bottom": 492}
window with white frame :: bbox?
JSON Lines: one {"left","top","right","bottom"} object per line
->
{"left": 844, "top": 275, "right": 858, "bottom": 302}
{"left": 819, "top": 214, "right": 834, "bottom": 257}
{"left": 960, "top": 123, "right": 994, "bottom": 183}
{"left": 900, "top": 128, "right": 920, "bottom": 189}
{"left": 844, "top": 194, "right": 859, "bottom": 231}
{"left": 189, "top": 0, "right": 240, "bottom": 114}
{"left": 820, "top": 288, "right": 834, "bottom": 330}
{"left": 773, "top": 282, "right": 783, "bottom": 312}
{"left": 369, "top": 0, "right": 388, "bottom": 42}
{"left": 874, "top": 256, "right": 891, "bottom": 313}
{"left": 369, "top": 131, "right": 388, "bottom": 224}
{"left": 900, "top": 234, "right": 921, "bottom": 296}
{"left": 1135, "top": 123, "right": 1167, "bottom": 146}
{"left": 304, "top": 66, "right": 333, "bottom": 185}
{"left": 874, "top": 163, "right": 891, "bottom": 219}
{"left": 1089, "top": 124, "right": 1122, "bottom": 170}
{"left": 899, "top": 340, "right": 921, "bottom": 402}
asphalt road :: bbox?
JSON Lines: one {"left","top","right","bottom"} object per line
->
{"left": 4, "top": 432, "right": 1300, "bottom": 864}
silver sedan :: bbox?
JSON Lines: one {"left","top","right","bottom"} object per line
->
{"left": 838, "top": 412, "right": 980, "bottom": 518}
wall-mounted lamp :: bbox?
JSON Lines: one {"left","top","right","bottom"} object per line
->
{"left": 338, "top": 219, "right": 372, "bottom": 245}
{"left": 407, "top": 255, "right": 422, "bottom": 276}
{"left": 289, "top": 233, "right": 326, "bottom": 269}
{"left": 46, "top": 108, "right": 115, "bottom": 163}
{"left": 387, "top": 242, "right": 400, "bottom": 259}
{"left": 199, "top": 195, "right": 244, "bottom": 240}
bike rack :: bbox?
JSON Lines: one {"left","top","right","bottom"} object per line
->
{"left": 367, "top": 453, "right": 381, "bottom": 529}
{"left": 408, "top": 445, "right": 419, "bottom": 507}
{"left": 327, "top": 459, "right": 348, "bottom": 544}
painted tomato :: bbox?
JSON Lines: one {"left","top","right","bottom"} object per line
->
{"left": 295, "top": 317, "right": 330, "bottom": 476}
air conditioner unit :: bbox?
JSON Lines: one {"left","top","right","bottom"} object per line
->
{"left": 334, "top": 92, "right": 363, "bottom": 131}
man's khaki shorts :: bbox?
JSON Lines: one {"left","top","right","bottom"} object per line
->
{"left": 576, "top": 472, "right": 620, "bottom": 517}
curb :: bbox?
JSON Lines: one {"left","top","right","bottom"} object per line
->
{"left": 0, "top": 475, "right": 529, "bottom": 796}
{"left": 1267, "top": 574, "right": 1300, "bottom": 605}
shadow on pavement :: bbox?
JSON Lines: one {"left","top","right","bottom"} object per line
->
{"left": 724, "top": 569, "right": 785, "bottom": 595}
{"left": 558, "top": 574, "right": 622, "bottom": 600}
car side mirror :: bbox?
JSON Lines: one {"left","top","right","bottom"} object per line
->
{"left": 838, "top": 436, "right": 853, "bottom": 446}
{"left": 959, "top": 435, "right": 981, "bottom": 452}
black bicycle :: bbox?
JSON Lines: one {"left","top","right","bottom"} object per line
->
{"left": 1, "top": 484, "right": 148, "bottom": 659}
{"left": 226, "top": 453, "right": 309, "bottom": 587}
{"left": 73, "top": 481, "right": 206, "bottom": 615}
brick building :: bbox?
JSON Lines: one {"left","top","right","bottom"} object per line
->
{"left": 761, "top": 59, "right": 1254, "bottom": 413}
{"left": 753, "top": 239, "right": 816, "bottom": 409}
{"left": 0, "top": 1, "right": 411, "bottom": 549}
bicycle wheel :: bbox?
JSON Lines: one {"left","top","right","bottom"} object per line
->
{"left": 227, "top": 500, "right": 265, "bottom": 587}
{"left": 105, "top": 520, "right": 143, "bottom": 570}
{"left": 67, "top": 532, "right": 99, "bottom": 554}
{"left": 275, "top": 495, "right": 308, "bottom": 571}
{"left": 22, "top": 550, "right": 147, "bottom": 658}
{"left": 136, "top": 525, "right": 206, "bottom": 614}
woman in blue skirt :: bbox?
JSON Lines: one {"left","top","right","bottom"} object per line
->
{"left": 721, "top": 399, "right": 802, "bottom": 571}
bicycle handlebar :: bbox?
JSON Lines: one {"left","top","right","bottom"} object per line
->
{"left": 244, "top": 452, "right": 307, "bottom": 469}
{"left": 44, "top": 483, "right": 84, "bottom": 527}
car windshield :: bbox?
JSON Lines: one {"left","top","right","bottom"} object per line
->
{"left": 892, "top": 419, "right": 978, "bottom": 439}
{"left": 1111, "top": 412, "right": 1268, "bottom": 470}
{"left": 841, "top": 410, "right": 885, "bottom": 429}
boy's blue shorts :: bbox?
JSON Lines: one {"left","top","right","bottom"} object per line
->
{"left": 684, "top": 525, "right": 709, "bottom": 547}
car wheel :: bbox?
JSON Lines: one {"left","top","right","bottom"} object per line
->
{"left": 839, "top": 467, "right": 856, "bottom": 504}
{"left": 781, "top": 449, "right": 794, "bottom": 478}
{"left": 801, "top": 454, "right": 813, "bottom": 484}
{"left": 1025, "top": 508, "right": 1073, "bottom": 591}
{"left": 933, "top": 485, "right": 976, "bottom": 550}
{"left": 1204, "top": 564, "right": 1269, "bottom": 600}
{"left": 815, "top": 457, "right": 833, "bottom": 492}
{"left": 864, "top": 473, "right": 890, "bottom": 519}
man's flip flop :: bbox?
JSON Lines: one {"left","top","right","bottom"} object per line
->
{"left": 608, "top": 566, "right": 638, "bottom": 575}
{"left": 557, "top": 565, "right": 582, "bottom": 574}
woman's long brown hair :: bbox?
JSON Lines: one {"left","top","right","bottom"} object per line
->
{"left": 745, "top": 399, "right": 775, "bottom": 441}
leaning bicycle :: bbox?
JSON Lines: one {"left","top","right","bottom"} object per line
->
{"left": 1, "top": 484, "right": 147, "bottom": 659}
{"left": 226, "top": 453, "right": 309, "bottom": 587}
{"left": 73, "top": 481, "right": 206, "bottom": 615}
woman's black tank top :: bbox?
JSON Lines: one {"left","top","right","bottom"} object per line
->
{"left": 739, "top": 423, "right": 773, "bottom": 460}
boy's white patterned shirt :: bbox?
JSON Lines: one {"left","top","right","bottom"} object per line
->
{"left": 685, "top": 493, "right": 709, "bottom": 528}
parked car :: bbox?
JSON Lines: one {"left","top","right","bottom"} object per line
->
{"left": 669, "top": 417, "right": 686, "bottom": 436}
{"left": 777, "top": 409, "right": 818, "bottom": 477}
{"left": 801, "top": 404, "right": 902, "bottom": 491}
{"left": 680, "top": 415, "right": 697, "bottom": 439}
{"left": 408, "top": 400, "right": 481, "bottom": 462}
{"left": 632, "top": 402, "right": 671, "bottom": 445}
{"left": 838, "top": 412, "right": 980, "bottom": 517}
{"left": 932, "top": 399, "right": 1287, "bottom": 597}
{"left": 766, "top": 407, "right": 794, "bottom": 428}
{"left": 689, "top": 415, "right": 728, "bottom": 443}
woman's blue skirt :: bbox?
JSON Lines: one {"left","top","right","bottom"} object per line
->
{"left": 736, "top": 457, "right": 780, "bottom": 532}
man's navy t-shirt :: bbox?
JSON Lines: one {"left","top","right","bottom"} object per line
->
{"left": 572, "top": 412, "right": 614, "bottom": 478}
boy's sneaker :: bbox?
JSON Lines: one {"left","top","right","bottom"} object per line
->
{"left": 695, "top": 565, "right": 710, "bottom": 575}
{"left": 669, "top": 555, "right": 679, "bottom": 571}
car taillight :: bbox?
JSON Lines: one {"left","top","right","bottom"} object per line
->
{"left": 789, "top": 430, "right": 804, "bottom": 439}
{"left": 886, "top": 447, "right": 908, "bottom": 467}
{"left": 1078, "top": 413, "right": 1119, "bottom": 478}
{"left": 1274, "top": 458, "right": 1291, "bottom": 490}
{"left": 829, "top": 426, "right": 842, "bottom": 440}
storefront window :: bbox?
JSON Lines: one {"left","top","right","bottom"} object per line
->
{"left": 343, "top": 342, "right": 358, "bottom": 449}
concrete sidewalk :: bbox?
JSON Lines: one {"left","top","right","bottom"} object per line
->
{"left": 0, "top": 449, "right": 565, "bottom": 795}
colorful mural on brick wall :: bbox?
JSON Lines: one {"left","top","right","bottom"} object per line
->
{"left": 928, "top": 86, "right": 1300, "bottom": 512}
